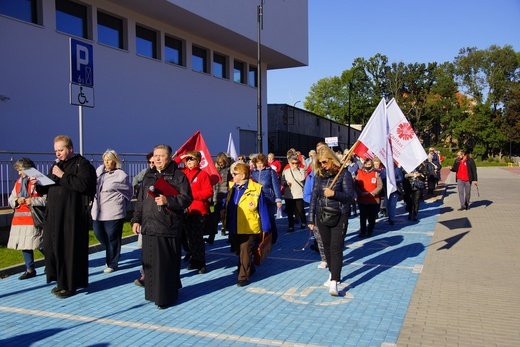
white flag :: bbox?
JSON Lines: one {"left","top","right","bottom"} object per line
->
{"left": 353, "top": 98, "right": 397, "bottom": 198}
{"left": 227, "top": 133, "right": 238, "bottom": 162}
{"left": 386, "top": 98, "right": 427, "bottom": 173}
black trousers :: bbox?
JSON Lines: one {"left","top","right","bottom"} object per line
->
{"left": 316, "top": 213, "right": 348, "bottom": 282}
{"left": 285, "top": 198, "right": 307, "bottom": 228}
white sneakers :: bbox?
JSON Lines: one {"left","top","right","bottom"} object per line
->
{"left": 323, "top": 273, "right": 339, "bottom": 296}
{"left": 103, "top": 267, "right": 116, "bottom": 273}
{"left": 317, "top": 261, "right": 328, "bottom": 269}
{"left": 328, "top": 280, "right": 339, "bottom": 296}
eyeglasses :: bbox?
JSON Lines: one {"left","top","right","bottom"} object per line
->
{"left": 319, "top": 160, "right": 329, "bottom": 165}
{"left": 148, "top": 161, "right": 153, "bottom": 164}
{"left": 290, "top": 162, "right": 299, "bottom": 165}
{"left": 186, "top": 157, "right": 196, "bottom": 162}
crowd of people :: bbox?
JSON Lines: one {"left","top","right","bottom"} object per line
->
{"left": 8, "top": 135, "right": 478, "bottom": 308}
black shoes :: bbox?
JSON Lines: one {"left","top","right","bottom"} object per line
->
{"left": 287, "top": 227, "right": 294, "bottom": 232}
{"left": 186, "top": 264, "right": 207, "bottom": 274}
{"left": 237, "top": 280, "right": 248, "bottom": 287}
{"left": 18, "top": 270, "right": 36, "bottom": 280}
{"left": 55, "top": 289, "right": 76, "bottom": 299}
{"left": 50, "top": 286, "right": 62, "bottom": 294}
{"left": 183, "top": 254, "right": 191, "bottom": 262}
{"left": 457, "top": 207, "right": 465, "bottom": 211}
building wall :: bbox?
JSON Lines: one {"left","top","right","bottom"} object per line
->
{"left": 268, "top": 104, "right": 361, "bottom": 156}
{"left": 0, "top": 0, "right": 308, "bottom": 156}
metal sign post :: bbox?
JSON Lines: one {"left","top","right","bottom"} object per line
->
{"left": 69, "top": 38, "right": 94, "bottom": 155}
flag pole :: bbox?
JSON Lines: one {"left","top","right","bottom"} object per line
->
{"left": 327, "top": 140, "right": 360, "bottom": 189}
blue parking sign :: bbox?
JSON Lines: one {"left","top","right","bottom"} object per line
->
{"left": 70, "top": 38, "right": 94, "bottom": 87}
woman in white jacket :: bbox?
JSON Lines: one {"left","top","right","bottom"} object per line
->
{"left": 281, "top": 155, "right": 307, "bottom": 232}
{"left": 91, "top": 149, "right": 133, "bottom": 273}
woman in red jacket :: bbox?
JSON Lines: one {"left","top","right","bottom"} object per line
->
{"left": 180, "top": 150, "right": 213, "bottom": 274}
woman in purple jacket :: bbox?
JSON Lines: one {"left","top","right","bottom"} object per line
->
{"left": 91, "top": 149, "right": 133, "bottom": 273}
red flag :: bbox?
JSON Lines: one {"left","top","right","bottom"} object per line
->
{"left": 175, "top": 131, "right": 221, "bottom": 185}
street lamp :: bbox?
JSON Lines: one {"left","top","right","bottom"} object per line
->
{"left": 256, "top": 0, "right": 264, "bottom": 153}
{"left": 347, "top": 81, "right": 352, "bottom": 149}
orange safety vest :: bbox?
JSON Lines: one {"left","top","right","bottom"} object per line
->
{"left": 11, "top": 178, "right": 39, "bottom": 227}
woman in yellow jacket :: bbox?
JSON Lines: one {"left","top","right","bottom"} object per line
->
{"left": 222, "top": 163, "right": 271, "bottom": 287}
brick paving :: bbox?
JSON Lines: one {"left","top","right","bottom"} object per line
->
{"left": 0, "top": 167, "right": 518, "bottom": 346}
{"left": 397, "top": 167, "right": 520, "bottom": 347}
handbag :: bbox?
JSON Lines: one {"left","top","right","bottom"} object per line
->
{"left": 29, "top": 205, "right": 45, "bottom": 229}
{"left": 412, "top": 180, "right": 425, "bottom": 190}
{"left": 318, "top": 205, "right": 341, "bottom": 227}
{"left": 254, "top": 232, "right": 272, "bottom": 266}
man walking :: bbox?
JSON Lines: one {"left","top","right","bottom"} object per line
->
{"left": 450, "top": 150, "right": 478, "bottom": 210}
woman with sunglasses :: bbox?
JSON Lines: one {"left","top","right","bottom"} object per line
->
{"left": 307, "top": 146, "right": 354, "bottom": 296}
{"left": 281, "top": 155, "right": 307, "bottom": 231}
{"left": 179, "top": 150, "right": 213, "bottom": 274}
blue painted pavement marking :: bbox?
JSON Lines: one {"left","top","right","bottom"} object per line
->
{"left": 0, "top": 199, "right": 440, "bottom": 346}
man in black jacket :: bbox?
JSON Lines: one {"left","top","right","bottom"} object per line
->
{"left": 450, "top": 150, "right": 478, "bottom": 210}
{"left": 131, "top": 144, "right": 193, "bottom": 309}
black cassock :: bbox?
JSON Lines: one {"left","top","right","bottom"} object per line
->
{"left": 132, "top": 161, "right": 193, "bottom": 307}
{"left": 39, "top": 154, "right": 96, "bottom": 292}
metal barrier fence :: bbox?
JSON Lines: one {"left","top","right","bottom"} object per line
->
{"left": 0, "top": 151, "right": 149, "bottom": 208}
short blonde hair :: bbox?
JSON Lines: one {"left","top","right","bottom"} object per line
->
{"left": 103, "top": 149, "right": 122, "bottom": 169}
{"left": 233, "top": 162, "right": 251, "bottom": 178}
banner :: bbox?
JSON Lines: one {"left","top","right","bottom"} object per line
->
{"left": 386, "top": 98, "right": 427, "bottom": 173}
{"left": 175, "top": 130, "right": 221, "bottom": 185}
{"left": 227, "top": 133, "right": 238, "bottom": 162}
{"left": 353, "top": 98, "right": 396, "bottom": 198}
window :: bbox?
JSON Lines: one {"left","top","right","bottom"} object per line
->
{"left": 192, "top": 45, "right": 208, "bottom": 73}
{"left": 165, "top": 35, "right": 183, "bottom": 66}
{"left": 234, "top": 60, "right": 245, "bottom": 84}
{"left": 136, "top": 24, "right": 158, "bottom": 59}
{"left": 97, "top": 11, "right": 125, "bottom": 50}
{"left": 56, "top": 0, "right": 89, "bottom": 39}
{"left": 248, "top": 65, "right": 258, "bottom": 87}
{"left": 0, "top": 0, "right": 40, "bottom": 24}
{"left": 213, "top": 52, "right": 228, "bottom": 79}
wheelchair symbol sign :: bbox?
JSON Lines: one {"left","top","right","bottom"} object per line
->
{"left": 70, "top": 83, "right": 94, "bottom": 108}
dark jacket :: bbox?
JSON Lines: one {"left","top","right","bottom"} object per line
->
{"left": 451, "top": 157, "right": 478, "bottom": 183}
{"left": 131, "top": 161, "right": 193, "bottom": 238}
{"left": 308, "top": 167, "right": 354, "bottom": 225}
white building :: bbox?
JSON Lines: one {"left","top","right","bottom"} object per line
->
{"left": 0, "top": 0, "right": 308, "bottom": 156}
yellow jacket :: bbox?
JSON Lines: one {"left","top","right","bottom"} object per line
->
{"left": 223, "top": 180, "right": 270, "bottom": 234}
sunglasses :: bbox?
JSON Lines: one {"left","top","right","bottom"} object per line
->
{"left": 186, "top": 157, "right": 196, "bottom": 161}
{"left": 319, "top": 160, "right": 329, "bottom": 165}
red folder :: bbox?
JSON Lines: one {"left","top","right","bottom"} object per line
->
{"left": 147, "top": 176, "right": 180, "bottom": 198}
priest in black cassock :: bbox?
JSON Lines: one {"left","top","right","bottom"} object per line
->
{"left": 37, "top": 135, "right": 97, "bottom": 299}
{"left": 131, "top": 144, "right": 193, "bottom": 309}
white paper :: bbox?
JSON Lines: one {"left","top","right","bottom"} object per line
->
{"left": 22, "top": 167, "right": 55, "bottom": 186}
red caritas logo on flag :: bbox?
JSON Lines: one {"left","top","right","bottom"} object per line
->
{"left": 396, "top": 122, "right": 416, "bottom": 141}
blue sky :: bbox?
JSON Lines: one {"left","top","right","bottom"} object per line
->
{"left": 267, "top": 0, "right": 520, "bottom": 107}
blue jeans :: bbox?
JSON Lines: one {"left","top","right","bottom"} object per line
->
{"left": 22, "top": 250, "right": 35, "bottom": 271}
{"left": 93, "top": 218, "right": 125, "bottom": 269}
{"left": 386, "top": 191, "right": 399, "bottom": 222}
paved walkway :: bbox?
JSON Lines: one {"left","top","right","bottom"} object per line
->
{"left": 397, "top": 166, "right": 520, "bottom": 347}
{"left": 0, "top": 167, "right": 518, "bottom": 346}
